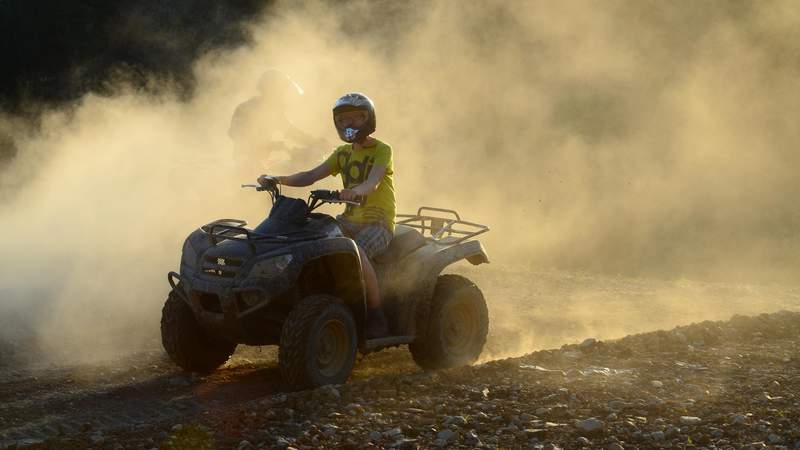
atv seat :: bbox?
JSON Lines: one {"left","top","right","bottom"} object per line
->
{"left": 373, "top": 225, "right": 426, "bottom": 264}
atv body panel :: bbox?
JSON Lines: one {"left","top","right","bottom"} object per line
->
{"left": 174, "top": 203, "right": 366, "bottom": 346}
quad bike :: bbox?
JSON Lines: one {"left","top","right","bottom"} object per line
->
{"left": 160, "top": 182, "right": 490, "bottom": 389}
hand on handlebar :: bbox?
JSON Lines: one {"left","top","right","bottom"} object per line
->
{"left": 257, "top": 174, "right": 279, "bottom": 188}
{"left": 340, "top": 189, "right": 367, "bottom": 206}
{"left": 310, "top": 189, "right": 365, "bottom": 206}
{"left": 340, "top": 188, "right": 360, "bottom": 201}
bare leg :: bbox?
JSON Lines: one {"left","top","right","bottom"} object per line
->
{"left": 357, "top": 245, "right": 381, "bottom": 308}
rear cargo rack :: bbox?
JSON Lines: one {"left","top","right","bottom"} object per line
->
{"left": 395, "top": 206, "right": 489, "bottom": 245}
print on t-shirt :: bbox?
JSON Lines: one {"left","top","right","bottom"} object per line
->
{"left": 324, "top": 139, "right": 396, "bottom": 229}
{"left": 336, "top": 151, "right": 375, "bottom": 188}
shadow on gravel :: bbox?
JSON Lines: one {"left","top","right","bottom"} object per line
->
{"left": 191, "top": 364, "right": 290, "bottom": 400}
{"left": 0, "top": 355, "right": 295, "bottom": 445}
{"left": 0, "top": 346, "right": 432, "bottom": 446}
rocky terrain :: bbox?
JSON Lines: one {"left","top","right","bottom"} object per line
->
{"left": 1, "top": 267, "right": 800, "bottom": 449}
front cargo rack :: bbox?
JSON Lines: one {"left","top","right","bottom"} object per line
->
{"left": 202, "top": 219, "right": 259, "bottom": 251}
{"left": 201, "top": 219, "right": 327, "bottom": 252}
{"left": 395, "top": 207, "right": 489, "bottom": 245}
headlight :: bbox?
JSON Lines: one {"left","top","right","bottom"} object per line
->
{"left": 249, "top": 254, "right": 293, "bottom": 278}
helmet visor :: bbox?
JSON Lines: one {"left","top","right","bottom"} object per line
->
{"left": 334, "top": 109, "right": 369, "bottom": 128}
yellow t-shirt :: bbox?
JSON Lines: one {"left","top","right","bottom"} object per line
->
{"left": 324, "top": 139, "right": 396, "bottom": 230}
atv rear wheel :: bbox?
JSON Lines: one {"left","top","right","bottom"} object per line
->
{"left": 410, "top": 274, "right": 489, "bottom": 370}
{"left": 161, "top": 289, "right": 236, "bottom": 373}
{"left": 279, "top": 295, "right": 357, "bottom": 390}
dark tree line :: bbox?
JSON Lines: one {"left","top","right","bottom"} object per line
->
{"left": 0, "top": 0, "right": 270, "bottom": 163}
{"left": 0, "top": 0, "right": 269, "bottom": 113}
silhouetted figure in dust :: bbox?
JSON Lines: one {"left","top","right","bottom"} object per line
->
{"left": 229, "top": 70, "right": 323, "bottom": 176}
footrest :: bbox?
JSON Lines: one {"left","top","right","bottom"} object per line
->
{"left": 364, "top": 335, "right": 414, "bottom": 351}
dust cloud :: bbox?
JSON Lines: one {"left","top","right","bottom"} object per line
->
{"left": 2, "top": 0, "right": 800, "bottom": 364}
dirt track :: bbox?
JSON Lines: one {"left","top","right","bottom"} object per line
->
{"left": 2, "top": 266, "right": 799, "bottom": 449}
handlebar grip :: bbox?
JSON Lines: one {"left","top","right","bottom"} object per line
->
{"left": 309, "top": 189, "right": 366, "bottom": 205}
{"left": 335, "top": 191, "right": 366, "bottom": 206}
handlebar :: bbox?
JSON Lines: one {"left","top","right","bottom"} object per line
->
{"left": 241, "top": 183, "right": 275, "bottom": 192}
{"left": 309, "top": 189, "right": 365, "bottom": 206}
{"left": 242, "top": 183, "right": 364, "bottom": 210}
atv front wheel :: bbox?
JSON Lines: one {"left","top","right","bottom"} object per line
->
{"left": 279, "top": 295, "right": 357, "bottom": 390}
{"left": 410, "top": 274, "right": 489, "bottom": 370}
{"left": 161, "top": 289, "right": 236, "bottom": 373}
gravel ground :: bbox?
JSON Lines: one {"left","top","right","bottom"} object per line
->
{"left": 2, "top": 267, "right": 800, "bottom": 449}
{"left": 5, "top": 311, "right": 798, "bottom": 449}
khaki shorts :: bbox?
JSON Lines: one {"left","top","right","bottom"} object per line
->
{"left": 337, "top": 216, "right": 393, "bottom": 259}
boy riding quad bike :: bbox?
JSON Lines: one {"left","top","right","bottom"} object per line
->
{"left": 160, "top": 181, "right": 491, "bottom": 389}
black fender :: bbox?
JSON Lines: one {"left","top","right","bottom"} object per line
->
{"left": 424, "top": 240, "right": 489, "bottom": 274}
{"left": 417, "top": 240, "right": 488, "bottom": 299}
{"left": 179, "top": 227, "right": 212, "bottom": 278}
{"left": 381, "top": 240, "right": 489, "bottom": 336}
{"left": 239, "top": 237, "right": 367, "bottom": 334}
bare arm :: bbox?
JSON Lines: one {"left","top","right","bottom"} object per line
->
{"left": 260, "top": 162, "right": 332, "bottom": 187}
